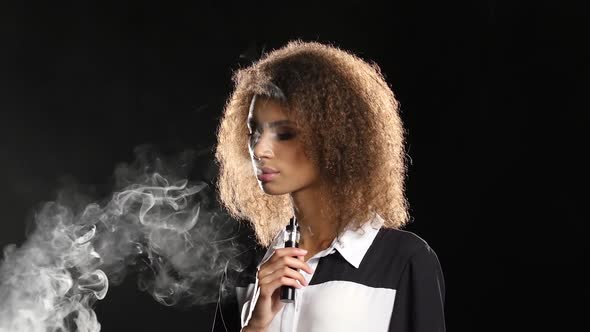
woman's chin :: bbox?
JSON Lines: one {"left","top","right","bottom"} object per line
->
{"left": 259, "top": 182, "right": 287, "bottom": 195}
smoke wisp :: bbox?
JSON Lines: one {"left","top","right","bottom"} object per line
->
{"left": 0, "top": 147, "right": 247, "bottom": 332}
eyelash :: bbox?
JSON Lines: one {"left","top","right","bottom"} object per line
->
{"left": 247, "top": 132, "right": 295, "bottom": 141}
{"left": 277, "top": 133, "right": 295, "bottom": 140}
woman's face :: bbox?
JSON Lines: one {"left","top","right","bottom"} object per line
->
{"left": 247, "top": 96, "right": 320, "bottom": 195}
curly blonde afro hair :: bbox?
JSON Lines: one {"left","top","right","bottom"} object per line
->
{"left": 214, "top": 40, "right": 409, "bottom": 246}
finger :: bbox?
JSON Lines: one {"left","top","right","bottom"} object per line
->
{"left": 260, "top": 278, "right": 303, "bottom": 297}
{"left": 271, "top": 247, "right": 308, "bottom": 260}
{"left": 259, "top": 266, "right": 308, "bottom": 286}
{"left": 281, "top": 266, "right": 309, "bottom": 286}
{"left": 280, "top": 256, "right": 314, "bottom": 274}
{"left": 260, "top": 256, "right": 314, "bottom": 276}
{"left": 259, "top": 276, "right": 302, "bottom": 297}
{"left": 271, "top": 276, "right": 304, "bottom": 291}
{"left": 260, "top": 255, "right": 301, "bottom": 276}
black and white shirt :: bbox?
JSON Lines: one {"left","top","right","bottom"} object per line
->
{"left": 235, "top": 214, "right": 446, "bottom": 332}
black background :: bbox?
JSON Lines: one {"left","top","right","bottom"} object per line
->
{"left": 1, "top": 1, "right": 587, "bottom": 331}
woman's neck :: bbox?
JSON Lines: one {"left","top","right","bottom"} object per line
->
{"left": 289, "top": 186, "right": 338, "bottom": 256}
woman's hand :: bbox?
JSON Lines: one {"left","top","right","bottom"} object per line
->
{"left": 245, "top": 247, "right": 314, "bottom": 331}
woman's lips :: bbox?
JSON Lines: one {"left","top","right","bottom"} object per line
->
{"left": 257, "top": 172, "right": 279, "bottom": 182}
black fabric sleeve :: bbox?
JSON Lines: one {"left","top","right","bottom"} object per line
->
{"left": 388, "top": 244, "right": 446, "bottom": 332}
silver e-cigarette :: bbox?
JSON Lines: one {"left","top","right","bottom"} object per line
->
{"left": 280, "top": 216, "right": 300, "bottom": 303}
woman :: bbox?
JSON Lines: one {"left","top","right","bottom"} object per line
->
{"left": 215, "top": 40, "right": 445, "bottom": 332}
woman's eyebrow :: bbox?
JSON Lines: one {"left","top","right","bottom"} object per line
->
{"left": 249, "top": 119, "right": 294, "bottom": 129}
{"left": 267, "top": 120, "right": 294, "bottom": 128}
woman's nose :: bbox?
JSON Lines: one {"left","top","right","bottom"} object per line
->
{"left": 252, "top": 132, "right": 274, "bottom": 159}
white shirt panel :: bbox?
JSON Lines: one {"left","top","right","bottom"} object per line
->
{"left": 298, "top": 281, "right": 396, "bottom": 332}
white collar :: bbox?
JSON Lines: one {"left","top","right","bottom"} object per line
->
{"left": 259, "top": 214, "right": 384, "bottom": 269}
{"left": 331, "top": 214, "right": 384, "bottom": 268}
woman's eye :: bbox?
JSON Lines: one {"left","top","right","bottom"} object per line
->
{"left": 247, "top": 130, "right": 294, "bottom": 142}
{"left": 277, "top": 132, "right": 295, "bottom": 140}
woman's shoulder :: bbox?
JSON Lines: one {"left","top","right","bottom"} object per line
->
{"left": 373, "top": 227, "right": 439, "bottom": 264}
{"left": 355, "top": 227, "right": 444, "bottom": 290}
